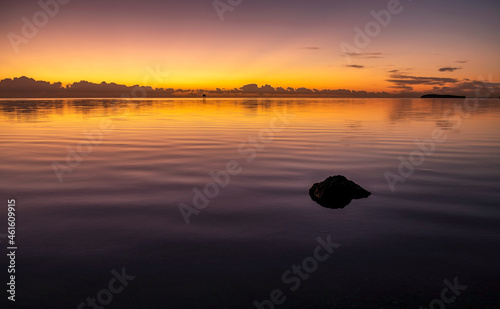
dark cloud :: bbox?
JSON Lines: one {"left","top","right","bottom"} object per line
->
{"left": 390, "top": 85, "right": 414, "bottom": 91}
{"left": 276, "top": 87, "right": 287, "bottom": 93}
{"left": 4, "top": 76, "right": 496, "bottom": 99}
{"left": 342, "top": 52, "right": 383, "bottom": 59}
{"left": 346, "top": 65, "right": 365, "bottom": 69}
{"left": 0, "top": 76, "right": 419, "bottom": 98}
{"left": 0, "top": 76, "right": 62, "bottom": 91}
{"left": 240, "top": 84, "right": 276, "bottom": 93}
{"left": 432, "top": 80, "right": 500, "bottom": 96}
{"left": 295, "top": 87, "right": 314, "bottom": 94}
{"left": 386, "top": 71, "right": 500, "bottom": 96}
{"left": 455, "top": 60, "right": 468, "bottom": 64}
{"left": 0, "top": 76, "right": 175, "bottom": 98}
{"left": 439, "top": 67, "right": 462, "bottom": 72}
{"left": 387, "top": 73, "right": 459, "bottom": 88}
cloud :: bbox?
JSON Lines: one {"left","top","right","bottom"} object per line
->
{"left": 431, "top": 80, "right": 500, "bottom": 95}
{"left": 386, "top": 71, "right": 500, "bottom": 96}
{"left": 455, "top": 60, "right": 468, "bottom": 64}
{"left": 387, "top": 73, "right": 459, "bottom": 85}
{"left": 386, "top": 73, "right": 460, "bottom": 92}
{"left": 0, "top": 76, "right": 175, "bottom": 98}
{"left": 346, "top": 65, "right": 365, "bottom": 69}
{"left": 439, "top": 67, "right": 462, "bottom": 72}
{"left": 276, "top": 87, "right": 287, "bottom": 93}
{"left": 5, "top": 76, "right": 496, "bottom": 99}
{"left": 341, "top": 52, "right": 383, "bottom": 59}
{"left": 0, "top": 76, "right": 62, "bottom": 91}
{"left": 295, "top": 87, "right": 315, "bottom": 94}
{"left": 391, "top": 85, "right": 414, "bottom": 91}
{"left": 240, "top": 84, "right": 276, "bottom": 93}
{"left": 301, "top": 47, "right": 319, "bottom": 50}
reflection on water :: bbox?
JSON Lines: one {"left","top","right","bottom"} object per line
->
{"left": 2, "top": 97, "right": 498, "bottom": 124}
{"left": 0, "top": 98, "right": 499, "bottom": 308}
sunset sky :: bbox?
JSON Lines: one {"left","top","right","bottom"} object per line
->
{"left": 1, "top": 0, "right": 499, "bottom": 93}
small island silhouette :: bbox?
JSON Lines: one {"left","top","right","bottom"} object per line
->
{"left": 421, "top": 94, "right": 466, "bottom": 99}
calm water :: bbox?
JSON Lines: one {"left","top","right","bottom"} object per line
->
{"left": 0, "top": 98, "right": 499, "bottom": 309}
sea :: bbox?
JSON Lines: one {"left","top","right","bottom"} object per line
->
{"left": 0, "top": 98, "right": 499, "bottom": 308}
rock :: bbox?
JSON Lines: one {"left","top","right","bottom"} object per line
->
{"left": 309, "top": 175, "right": 371, "bottom": 209}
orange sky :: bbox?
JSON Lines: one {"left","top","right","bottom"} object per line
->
{"left": 1, "top": 0, "right": 499, "bottom": 93}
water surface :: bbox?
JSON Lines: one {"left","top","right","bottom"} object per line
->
{"left": 0, "top": 98, "right": 499, "bottom": 308}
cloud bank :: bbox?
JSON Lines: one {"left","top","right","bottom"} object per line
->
{"left": 1, "top": 76, "right": 498, "bottom": 98}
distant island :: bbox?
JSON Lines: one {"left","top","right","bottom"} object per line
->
{"left": 421, "top": 94, "right": 466, "bottom": 99}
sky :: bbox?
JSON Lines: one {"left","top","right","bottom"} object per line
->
{"left": 1, "top": 0, "right": 499, "bottom": 94}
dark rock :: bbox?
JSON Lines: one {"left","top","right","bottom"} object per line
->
{"left": 309, "top": 175, "right": 371, "bottom": 209}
